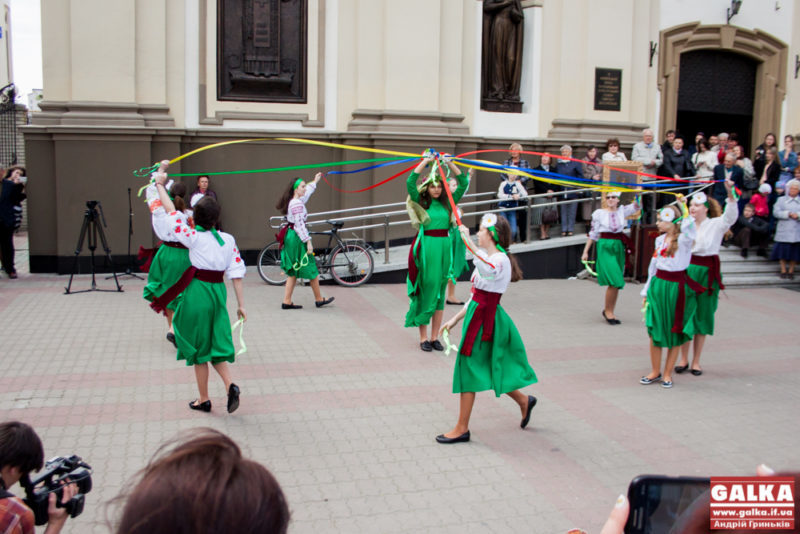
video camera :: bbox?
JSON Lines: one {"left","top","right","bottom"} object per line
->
{"left": 20, "top": 455, "right": 93, "bottom": 526}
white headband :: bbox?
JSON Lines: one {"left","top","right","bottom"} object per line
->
{"left": 606, "top": 191, "right": 621, "bottom": 198}
{"left": 659, "top": 208, "right": 677, "bottom": 223}
{"left": 481, "top": 213, "right": 498, "bottom": 228}
{"left": 691, "top": 192, "right": 708, "bottom": 205}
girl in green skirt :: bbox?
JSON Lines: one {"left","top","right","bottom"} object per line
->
{"left": 676, "top": 181, "right": 737, "bottom": 376}
{"left": 151, "top": 163, "right": 246, "bottom": 414}
{"left": 405, "top": 153, "right": 468, "bottom": 352}
{"left": 143, "top": 180, "right": 192, "bottom": 347}
{"left": 446, "top": 171, "right": 472, "bottom": 305}
{"left": 275, "top": 173, "right": 334, "bottom": 310}
{"left": 581, "top": 191, "right": 640, "bottom": 325}
{"left": 639, "top": 198, "right": 701, "bottom": 389}
{"left": 436, "top": 214, "right": 538, "bottom": 444}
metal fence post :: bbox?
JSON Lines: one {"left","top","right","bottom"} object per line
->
{"left": 384, "top": 214, "right": 390, "bottom": 263}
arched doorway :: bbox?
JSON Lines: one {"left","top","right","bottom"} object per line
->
{"left": 676, "top": 50, "right": 757, "bottom": 152}
{"left": 658, "top": 23, "right": 787, "bottom": 153}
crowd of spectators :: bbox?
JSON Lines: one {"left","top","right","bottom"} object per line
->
{"left": 497, "top": 129, "right": 800, "bottom": 277}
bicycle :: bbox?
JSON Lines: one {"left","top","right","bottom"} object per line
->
{"left": 257, "top": 220, "right": 375, "bottom": 287}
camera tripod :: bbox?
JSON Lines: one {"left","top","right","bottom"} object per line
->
{"left": 65, "top": 201, "right": 123, "bottom": 294}
{"left": 107, "top": 187, "right": 144, "bottom": 280}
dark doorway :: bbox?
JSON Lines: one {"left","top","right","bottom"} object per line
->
{"left": 676, "top": 50, "right": 757, "bottom": 153}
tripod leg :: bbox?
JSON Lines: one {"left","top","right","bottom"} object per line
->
{"left": 89, "top": 219, "right": 98, "bottom": 290}
{"left": 65, "top": 213, "right": 91, "bottom": 294}
{"left": 95, "top": 216, "right": 123, "bottom": 292}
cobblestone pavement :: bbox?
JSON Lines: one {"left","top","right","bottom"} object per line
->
{"left": 1, "top": 267, "right": 798, "bottom": 533}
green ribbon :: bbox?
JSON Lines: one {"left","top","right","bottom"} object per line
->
{"left": 489, "top": 226, "right": 506, "bottom": 254}
{"left": 231, "top": 318, "right": 247, "bottom": 356}
{"left": 196, "top": 225, "right": 224, "bottom": 246}
{"left": 163, "top": 157, "right": 401, "bottom": 177}
{"left": 442, "top": 327, "right": 458, "bottom": 356}
{"left": 641, "top": 300, "right": 649, "bottom": 323}
{"left": 581, "top": 259, "right": 597, "bottom": 277}
{"left": 292, "top": 251, "right": 311, "bottom": 271}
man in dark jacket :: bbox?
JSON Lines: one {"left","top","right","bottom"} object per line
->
{"left": 732, "top": 203, "right": 770, "bottom": 257}
{"left": 712, "top": 153, "right": 744, "bottom": 206}
{"left": 661, "top": 136, "right": 695, "bottom": 180}
{"left": 555, "top": 145, "right": 583, "bottom": 236}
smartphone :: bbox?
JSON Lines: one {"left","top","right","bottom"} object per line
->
{"left": 625, "top": 475, "right": 711, "bottom": 534}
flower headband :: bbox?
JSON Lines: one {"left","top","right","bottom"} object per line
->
{"left": 690, "top": 192, "right": 709, "bottom": 207}
{"left": 480, "top": 213, "right": 506, "bottom": 253}
{"left": 606, "top": 191, "right": 621, "bottom": 199}
{"left": 658, "top": 205, "right": 685, "bottom": 223}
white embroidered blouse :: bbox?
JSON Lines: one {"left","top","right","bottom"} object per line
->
{"left": 691, "top": 198, "right": 738, "bottom": 256}
{"left": 287, "top": 182, "right": 316, "bottom": 242}
{"left": 588, "top": 203, "right": 639, "bottom": 241}
{"left": 146, "top": 182, "right": 185, "bottom": 242}
{"left": 469, "top": 249, "right": 511, "bottom": 295}
{"left": 640, "top": 217, "right": 696, "bottom": 296}
{"left": 164, "top": 211, "right": 246, "bottom": 279}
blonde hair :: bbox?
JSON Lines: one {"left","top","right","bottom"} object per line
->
{"left": 509, "top": 142, "right": 523, "bottom": 151}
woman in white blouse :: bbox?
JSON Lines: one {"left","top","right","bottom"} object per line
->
{"left": 435, "top": 214, "right": 538, "bottom": 444}
{"left": 581, "top": 191, "right": 640, "bottom": 324}
{"left": 602, "top": 138, "right": 627, "bottom": 162}
{"left": 691, "top": 139, "right": 717, "bottom": 186}
{"left": 640, "top": 197, "right": 702, "bottom": 389}
{"left": 676, "top": 183, "right": 737, "bottom": 376}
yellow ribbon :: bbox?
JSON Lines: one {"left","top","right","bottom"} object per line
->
{"left": 231, "top": 318, "right": 247, "bottom": 356}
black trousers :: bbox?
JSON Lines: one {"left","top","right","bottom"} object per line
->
{"left": 0, "top": 222, "right": 15, "bottom": 275}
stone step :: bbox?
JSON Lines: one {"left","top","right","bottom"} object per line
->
{"left": 721, "top": 260, "right": 781, "bottom": 274}
{"left": 720, "top": 272, "right": 800, "bottom": 287}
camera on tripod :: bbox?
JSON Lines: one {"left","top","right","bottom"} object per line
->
{"left": 20, "top": 455, "right": 93, "bottom": 525}
{"left": 86, "top": 200, "right": 99, "bottom": 210}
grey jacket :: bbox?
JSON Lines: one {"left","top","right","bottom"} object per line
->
{"left": 773, "top": 195, "right": 800, "bottom": 243}
{"left": 631, "top": 142, "right": 663, "bottom": 175}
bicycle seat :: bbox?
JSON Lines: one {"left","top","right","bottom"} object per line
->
{"left": 327, "top": 220, "right": 345, "bottom": 229}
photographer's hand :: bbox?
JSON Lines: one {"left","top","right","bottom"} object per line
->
{"left": 44, "top": 482, "right": 77, "bottom": 534}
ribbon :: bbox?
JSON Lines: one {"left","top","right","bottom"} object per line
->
{"left": 231, "top": 318, "right": 247, "bottom": 356}
{"left": 581, "top": 260, "right": 597, "bottom": 277}
{"left": 197, "top": 225, "right": 224, "bottom": 246}
{"left": 442, "top": 327, "right": 458, "bottom": 356}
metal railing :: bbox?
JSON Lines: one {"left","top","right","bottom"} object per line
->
{"left": 269, "top": 180, "right": 706, "bottom": 264}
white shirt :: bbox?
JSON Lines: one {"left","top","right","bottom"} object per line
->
{"left": 588, "top": 203, "right": 639, "bottom": 241}
{"left": 602, "top": 152, "right": 627, "bottom": 162}
{"left": 497, "top": 180, "right": 527, "bottom": 201}
{"left": 692, "top": 151, "right": 717, "bottom": 178}
{"left": 692, "top": 199, "right": 738, "bottom": 256}
{"left": 287, "top": 183, "right": 316, "bottom": 242}
{"left": 165, "top": 211, "right": 246, "bottom": 279}
{"left": 640, "top": 217, "right": 697, "bottom": 296}
{"left": 469, "top": 249, "right": 511, "bottom": 294}
{"left": 146, "top": 182, "right": 184, "bottom": 242}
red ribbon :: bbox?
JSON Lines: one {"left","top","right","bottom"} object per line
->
{"left": 322, "top": 162, "right": 419, "bottom": 193}
{"left": 275, "top": 223, "right": 293, "bottom": 250}
{"left": 655, "top": 269, "right": 707, "bottom": 334}
{"left": 461, "top": 288, "right": 502, "bottom": 356}
{"left": 137, "top": 245, "right": 157, "bottom": 273}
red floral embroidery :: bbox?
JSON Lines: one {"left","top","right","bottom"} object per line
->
{"left": 174, "top": 226, "right": 181, "bottom": 233}
{"left": 235, "top": 257, "right": 241, "bottom": 263}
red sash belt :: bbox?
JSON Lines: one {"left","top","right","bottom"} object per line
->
{"left": 275, "top": 223, "right": 294, "bottom": 250}
{"left": 407, "top": 229, "right": 452, "bottom": 290}
{"left": 461, "top": 288, "right": 502, "bottom": 356}
{"left": 150, "top": 267, "right": 225, "bottom": 315}
{"left": 655, "top": 269, "right": 707, "bottom": 334}
{"left": 162, "top": 241, "right": 188, "bottom": 249}
{"left": 137, "top": 245, "right": 157, "bottom": 273}
{"left": 600, "top": 232, "right": 634, "bottom": 268}
{"left": 690, "top": 254, "right": 724, "bottom": 290}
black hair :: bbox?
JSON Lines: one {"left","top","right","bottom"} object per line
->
{"left": 418, "top": 180, "right": 450, "bottom": 212}
{"left": 0, "top": 421, "right": 44, "bottom": 477}
{"left": 492, "top": 215, "right": 523, "bottom": 282}
{"left": 2, "top": 166, "right": 26, "bottom": 180}
{"left": 275, "top": 178, "right": 299, "bottom": 215}
{"left": 171, "top": 182, "right": 187, "bottom": 213}
{"left": 193, "top": 197, "right": 220, "bottom": 229}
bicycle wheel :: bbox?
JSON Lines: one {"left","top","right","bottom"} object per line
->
{"left": 257, "top": 241, "right": 288, "bottom": 285}
{"left": 329, "top": 243, "right": 374, "bottom": 286}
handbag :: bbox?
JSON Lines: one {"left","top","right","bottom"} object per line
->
{"left": 541, "top": 203, "right": 559, "bottom": 224}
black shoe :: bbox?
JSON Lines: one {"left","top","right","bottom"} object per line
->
{"left": 227, "top": 383, "right": 240, "bottom": 413}
{"left": 420, "top": 340, "right": 433, "bottom": 352}
{"left": 315, "top": 297, "right": 335, "bottom": 308}
{"left": 690, "top": 369, "right": 703, "bottom": 376}
{"left": 740, "top": 248, "right": 749, "bottom": 258}
{"left": 431, "top": 340, "right": 444, "bottom": 351}
{"left": 281, "top": 302, "right": 302, "bottom": 309}
{"left": 674, "top": 364, "right": 689, "bottom": 374}
{"left": 436, "top": 431, "right": 470, "bottom": 444}
{"left": 189, "top": 399, "right": 212, "bottom": 412}
{"left": 521, "top": 395, "right": 537, "bottom": 429}
{"left": 602, "top": 311, "right": 618, "bottom": 325}
{"left": 166, "top": 332, "right": 177, "bottom": 348}
{"left": 446, "top": 299, "right": 465, "bottom": 306}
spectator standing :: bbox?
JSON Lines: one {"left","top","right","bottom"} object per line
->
{"left": 190, "top": 175, "right": 218, "bottom": 207}
{"left": 732, "top": 203, "right": 770, "bottom": 258}
{"left": 555, "top": 145, "right": 583, "bottom": 236}
{"left": 582, "top": 145, "right": 602, "bottom": 222}
{"left": 497, "top": 172, "right": 527, "bottom": 243}
{"left": 711, "top": 153, "right": 743, "bottom": 206}
{"left": 691, "top": 139, "right": 716, "bottom": 184}
{"left": 632, "top": 128, "right": 664, "bottom": 223}
{"left": 708, "top": 134, "right": 720, "bottom": 154}
{"left": 661, "top": 129, "right": 675, "bottom": 154}
{"left": 770, "top": 179, "right": 800, "bottom": 279}
{"left": 777, "top": 134, "right": 798, "bottom": 192}
{"left": 734, "top": 145, "right": 757, "bottom": 210}
{"left": 687, "top": 132, "right": 705, "bottom": 157}
{"left": 500, "top": 142, "right": 532, "bottom": 241}
{"left": 714, "top": 132, "right": 730, "bottom": 163}
{"left": 0, "top": 166, "right": 27, "bottom": 279}
{"left": 753, "top": 132, "right": 777, "bottom": 164}
{"left": 601, "top": 138, "right": 627, "bottom": 163}
{"left": 662, "top": 136, "right": 696, "bottom": 183}
{"left": 531, "top": 154, "right": 556, "bottom": 240}
{"left": 754, "top": 146, "right": 781, "bottom": 189}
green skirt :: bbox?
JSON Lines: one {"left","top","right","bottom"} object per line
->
{"left": 280, "top": 228, "right": 319, "bottom": 279}
{"left": 449, "top": 227, "right": 469, "bottom": 282}
{"left": 453, "top": 301, "right": 538, "bottom": 397}
{"left": 173, "top": 279, "right": 235, "bottom": 366}
{"left": 142, "top": 244, "right": 191, "bottom": 312}
{"left": 687, "top": 263, "right": 720, "bottom": 336}
{"left": 405, "top": 233, "right": 451, "bottom": 327}
{"left": 596, "top": 238, "right": 625, "bottom": 288}
{"left": 645, "top": 276, "right": 697, "bottom": 348}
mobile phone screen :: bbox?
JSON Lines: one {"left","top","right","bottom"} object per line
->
{"left": 626, "top": 476, "right": 710, "bottom": 534}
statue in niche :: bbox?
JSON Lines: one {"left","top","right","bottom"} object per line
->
{"left": 218, "top": 0, "right": 306, "bottom": 102}
{"left": 481, "top": 0, "right": 524, "bottom": 113}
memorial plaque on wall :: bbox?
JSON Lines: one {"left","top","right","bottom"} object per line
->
{"left": 217, "top": 0, "right": 307, "bottom": 102}
{"left": 594, "top": 68, "right": 622, "bottom": 111}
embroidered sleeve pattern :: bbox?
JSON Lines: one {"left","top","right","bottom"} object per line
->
{"left": 289, "top": 200, "right": 310, "bottom": 242}
{"left": 474, "top": 249, "right": 501, "bottom": 280}
{"left": 588, "top": 211, "right": 601, "bottom": 241}
{"left": 300, "top": 182, "right": 316, "bottom": 204}
{"left": 165, "top": 211, "right": 199, "bottom": 248}
{"left": 226, "top": 241, "right": 246, "bottom": 279}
